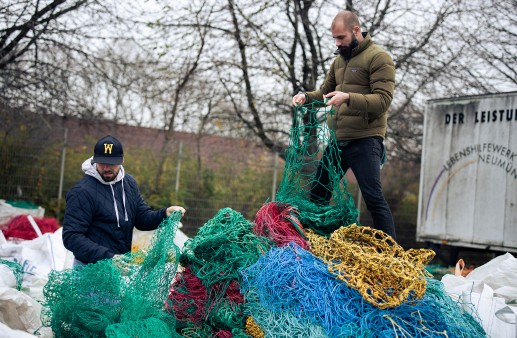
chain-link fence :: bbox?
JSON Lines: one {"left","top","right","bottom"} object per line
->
{"left": 2, "top": 110, "right": 495, "bottom": 266}
{"left": 0, "top": 111, "right": 67, "bottom": 212}
{"left": 0, "top": 112, "right": 283, "bottom": 238}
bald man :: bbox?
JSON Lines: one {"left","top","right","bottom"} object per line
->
{"left": 292, "top": 11, "right": 396, "bottom": 239}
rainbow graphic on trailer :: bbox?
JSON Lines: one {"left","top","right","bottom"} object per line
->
{"left": 417, "top": 92, "right": 517, "bottom": 251}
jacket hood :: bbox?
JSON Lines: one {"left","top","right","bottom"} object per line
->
{"left": 82, "top": 157, "right": 125, "bottom": 184}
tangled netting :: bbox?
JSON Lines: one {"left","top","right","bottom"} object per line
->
{"left": 244, "top": 290, "right": 327, "bottom": 337}
{"left": 253, "top": 202, "right": 308, "bottom": 249}
{"left": 240, "top": 243, "right": 486, "bottom": 338}
{"left": 275, "top": 101, "right": 358, "bottom": 235}
{"left": 169, "top": 208, "right": 273, "bottom": 336}
{"left": 2, "top": 215, "right": 60, "bottom": 240}
{"left": 38, "top": 102, "right": 487, "bottom": 337}
{"left": 307, "top": 224, "right": 436, "bottom": 309}
{"left": 40, "top": 211, "right": 184, "bottom": 338}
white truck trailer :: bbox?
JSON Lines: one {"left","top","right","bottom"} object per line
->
{"left": 417, "top": 91, "right": 517, "bottom": 254}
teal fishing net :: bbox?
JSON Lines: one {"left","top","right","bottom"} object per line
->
{"left": 244, "top": 290, "right": 327, "bottom": 337}
{"left": 275, "top": 101, "right": 358, "bottom": 235}
{"left": 40, "top": 212, "right": 183, "bottom": 337}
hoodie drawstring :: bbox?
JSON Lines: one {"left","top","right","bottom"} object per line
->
{"left": 109, "top": 179, "right": 128, "bottom": 227}
{"left": 109, "top": 185, "right": 121, "bottom": 227}
{"left": 121, "top": 177, "right": 128, "bottom": 221}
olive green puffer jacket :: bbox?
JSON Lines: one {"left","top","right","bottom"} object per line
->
{"left": 306, "top": 33, "right": 395, "bottom": 140}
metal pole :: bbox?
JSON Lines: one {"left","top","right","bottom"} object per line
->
{"left": 175, "top": 141, "right": 183, "bottom": 193}
{"left": 271, "top": 152, "right": 278, "bottom": 201}
{"left": 57, "top": 128, "right": 68, "bottom": 219}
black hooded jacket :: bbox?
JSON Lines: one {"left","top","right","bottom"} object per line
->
{"left": 62, "top": 157, "right": 166, "bottom": 264}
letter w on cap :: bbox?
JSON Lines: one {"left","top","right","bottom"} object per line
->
{"left": 104, "top": 143, "right": 114, "bottom": 154}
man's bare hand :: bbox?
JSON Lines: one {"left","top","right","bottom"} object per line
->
{"left": 324, "top": 91, "right": 350, "bottom": 108}
{"left": 166, "top": 206, "right": 186, "bottom": 217}
{"left": 292, "top": 93, "right": 307, "bottom": 106}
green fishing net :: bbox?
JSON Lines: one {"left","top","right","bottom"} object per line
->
{"left": 276, "top": 100, "right": 359, "bottom": 235}
{"left": 0, "top": 258, "right": 23, "bottom": 290}
{"left": 173, "top": 208, "right": 273, "bottom": 336}
{"left": 40, "top": 212, "right": 184, "bottom": 338}
{"left": 180, "top": 208, "right": 272, "bottom": 286}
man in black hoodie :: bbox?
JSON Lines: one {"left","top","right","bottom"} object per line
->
{"left": 62, "top": 135, "right": 185, "bottom": 266}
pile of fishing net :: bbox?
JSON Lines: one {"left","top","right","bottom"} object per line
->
{"left": 40, "top": 212, "right": 184, "bottom": 337}
{"left": 39, "top": 102, "right": 487, "bottom": 337}
{"left": 131, "top": 203, "right": 485, "bottom": 337}
{"left": 240, "top": 240, "right": 484, "bottom": 337}
{"left": 306, "top": 224, "right": 435, "bottom": 309}
{"left": 168, "top": 208, "right": 273, "bottom": 337}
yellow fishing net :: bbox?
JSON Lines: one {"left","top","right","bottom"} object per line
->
{"left": 245, "top": 316, "right": 264, "bottom": 338}
{"left": 307, "top": 224, "right": 435, "bottom": 309}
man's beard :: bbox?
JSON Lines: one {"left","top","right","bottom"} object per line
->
{"left": 336, "top": 36, "right": 359, "bottom": 60}
{"left": 99, "top": 169, "right": 119, "bottom": 182}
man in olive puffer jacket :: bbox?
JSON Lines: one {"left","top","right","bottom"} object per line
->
{"left": 292, "top": 10, "right": 396, "bottom": 239}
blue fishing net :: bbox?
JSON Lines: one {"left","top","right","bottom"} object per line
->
{"left": 240, "top": 243, "right": 486, "bottom": 338}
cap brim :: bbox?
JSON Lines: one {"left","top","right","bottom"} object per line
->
{"left": 92, "top": 156, "right": 123, "bottom": 165}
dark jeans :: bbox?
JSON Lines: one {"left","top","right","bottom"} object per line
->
{"left": 309, "top": 137, "right": 396, "bottom": 239}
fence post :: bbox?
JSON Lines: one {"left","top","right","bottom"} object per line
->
{"left": 175, "top": 141, "right": 183, "bottom": 193}
{"left": 57, "top": 127, "right": 68, "bottom": 219}
{"left": 271, "top": 152, "right": 278, "bottom": 202}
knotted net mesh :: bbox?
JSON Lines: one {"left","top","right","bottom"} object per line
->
{"left": 169, "top": 208, "right": 273, "bottom": 336}
{"left": 40, "top": 212, "right": 183, "bottom": 337}
{"left": 0, "top": 258, "right": 23, "bottom": 290}
{"left": 275, "top": 101, "right": 358, "bottom": 235}
{"left": 307, "top": 224, "right": 435, "bottom": 309}
{"left": 240, "top": 243, "right": 486, "bottom": 338}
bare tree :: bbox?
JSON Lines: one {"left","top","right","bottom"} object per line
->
{"left": 0, "top": 0, "right": 108, "bottom": 115}
{"left": 0, "top": 0, "right": 88, "bottom": 69}
{"left": 455, "top": 0, "right": 516, "bottom": 89}
{"left": 2, "top": 0, "right": 515, "bottom": 164}
{"left": 160, "top": 0, "right": 515, "bottom": 162}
